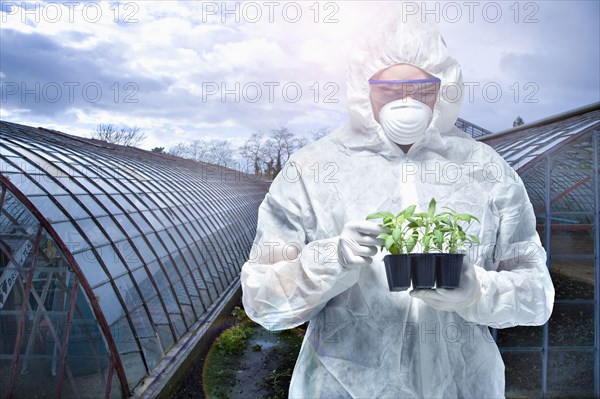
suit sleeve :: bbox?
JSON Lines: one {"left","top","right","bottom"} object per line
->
{"left": 457, "top": 156, "right": 555, "bottom": 328}
{"left": 240, "top": 161, "right": 360, "bottom": 330}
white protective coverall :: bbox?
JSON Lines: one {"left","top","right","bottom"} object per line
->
{"left": 241, "top": 9, "right": 554, "bottom": 399}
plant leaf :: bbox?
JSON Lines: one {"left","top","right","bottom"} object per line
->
{"left": 406, "top": 234, "right": 417, "bottom": 253}
{"left": 377, "top": 233, "right": 389, "bottom": 240}
{"left": 403, "top": 205, "right": 416, "bottom": 218}
{"left": 384, "top": 235, "right": 395, "bottom": 251}
{"left": 366, "top": 211, "right": 395, "bottom": 220}
{"left": 468, "top": 235, "right": 481, "bottom": 244}
{"left": 428, "top": 198, "right": 436, "bottom": 217}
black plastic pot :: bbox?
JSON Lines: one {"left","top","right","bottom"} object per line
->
{"left": 436, "top": 253, "right": 465, "bottom": 289}
{"left": 410, "top": 254, "right": 437, "bottom": 289}
{"left": 383, "top": 254, "right": 411, "bottom": 291}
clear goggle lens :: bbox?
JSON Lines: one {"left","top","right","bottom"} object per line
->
{"left": 369, "top": 78, "right": 441, "bottom": 105}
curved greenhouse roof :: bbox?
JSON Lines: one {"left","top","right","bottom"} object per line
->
{"left": 0, "top": 121, "right": 269, "bottom": 397}
{"left": 480, "top": 103, "right": 599, "bottom": 224}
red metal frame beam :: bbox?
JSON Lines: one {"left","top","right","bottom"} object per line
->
{"left": 7, "top": 225, "right": 42, "bottom": 399}
{"left": 0, "top": 176, "right": 130, "bottom": 398}
{"left": 55, "top": 277, "right": 79, "bottom": 398}
{"left": 518, "top": 124, "right": 599, "bottom": 175}
{"left": 534, "top": 176, "right": 592, "bottom": 214}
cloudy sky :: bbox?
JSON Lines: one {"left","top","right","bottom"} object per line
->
{"left": 1, "top": 1, "right": 599, "bottom": 151}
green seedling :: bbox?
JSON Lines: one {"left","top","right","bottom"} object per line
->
{"left": 367, "top": 198, "right": 480, "bottom": 254}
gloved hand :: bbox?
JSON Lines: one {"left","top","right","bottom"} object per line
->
{"left": 409, "top": 260, "right": 482, "bottom": 312}
{"left": 338, "top": 220, "right": 384, "bottom": 269}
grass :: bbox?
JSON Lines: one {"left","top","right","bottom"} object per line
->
{"left": 200, "top": 306, "right": 304, "bottom": 399}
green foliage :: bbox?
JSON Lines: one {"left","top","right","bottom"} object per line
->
{"left": 366, "top": 205, "right": 416, "bottom": 254}
{"left": 437, "top": 206, "right": 481, "bottom": 253}
{"left": 215, "top": 324, "right": 254, "bottom": 356}
{"left": 231, "top": 306, "right": 251, "bottom": 324}
{"left": 366, "top": 198, "right": 480, "bottom": 254}
{"left": 261, "top": 368, "right": 294, "bottom": 399}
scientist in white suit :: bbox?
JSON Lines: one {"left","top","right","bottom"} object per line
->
{"left": 241, "top": 8, "right": 554, "bottom": 398}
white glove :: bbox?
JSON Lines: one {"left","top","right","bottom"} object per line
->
{"left": 409, "top": 260, "right": 482, "bottom": 312}
{"left": 338, "top": 220, "right": 384, "bottom": 269}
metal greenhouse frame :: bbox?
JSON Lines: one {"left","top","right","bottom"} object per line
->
{"left": 0, "top": 121, "right": 269, "bottom": 398}
{"left": 481, "top": 102, "right": 599, "bottom": 398}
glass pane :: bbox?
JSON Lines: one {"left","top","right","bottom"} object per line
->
{"left": 141, "top": 210, "right": 164, "bottom": 230}
{"left": 551, "top": 262, "right": 595, "bottom": 301}
{"left": 53, "top": 195, "right": 89, "bottom": 220}
{"left": 52, "top": 221, "right": 88, "bottom": 250}
{"left": 502, "top": 351, "right": 542, "bottom": 398}
{"left": 27, "top": 195, "right": 68, "bottom": 223}
{"left": 170, "top": 313, "right": 186, "bottom": 340}
{"left": 113, "top": 213, "right": 141, "bottom": 238}
{"left": 94, "top": 216, "right": 126, "bottom": 243}
{"left": 76, "top": 218, "right": 110, "bottom": 247}
{"left": 172, "top": 279, "right": 191, "bottom": 306}
{"left": 129, "top": 306, "right": 154, "bottom": 339}
{"left": 11, "top": 177, "right": 46, "bottom": 196}
{"left": 115, "top": 274, "right": 143, "bottom": 311}
{"left": 132, "top": 266, "right": 158, "bottom": 303}
{"left": 129, "top": 212, "right": 152, "bottom": 235}
{"left": 139, "top": 335, "right": 162, "bottom": 372}
{"left": 547, "top": 350, "right": 595, "bottom": 398}
{"left": 56, "top": 176, "right": 86, "bottom": 195}
{"left": 158, "top": 229, "right": 177, "bottom": 254}
{"left": 549, "top": 303, "right": 595, "bottom": 346}
{"left": 129, "top": 235, "right": 154, "bottom": 264}
{"left": 119, "top": 351, "right": 147, "bottom": 389}
{"left": 146, "top": 232, "right": 168, "bottom": 259}
{"left": 96, "top": 244, "right": 128, "bottom": 278}
{"left": 73, "top": 249, "right": 109, "bottom": 288}
{"left": 94, "top": 283, "right": 125, "bottom": 325}
{"left": 155, "top": 324, "right": 174, "bottom": 353}
{"left": 109, "top": 316, "right": 138, "bottom": 355}
{"left": 146, "top": 296, "right": 168, "bottom": 325}
{"left": 114, "top": 240, "right": 143, "bottom": 271}
{"left": 180, "top": 303, "right": 195, "bottom": 329}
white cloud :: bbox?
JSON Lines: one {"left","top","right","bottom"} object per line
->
{"left": 1, "top": 0, "right": 598, "bottom": 145}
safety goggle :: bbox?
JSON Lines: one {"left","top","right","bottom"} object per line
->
{"left": 369, "top": 77, "right": 441, "bottom": 105}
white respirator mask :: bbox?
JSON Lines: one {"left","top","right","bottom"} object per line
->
{"left": 378, "top": 97, "right": 433, "bottom": 145}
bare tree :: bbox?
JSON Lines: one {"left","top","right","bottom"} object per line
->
{"left": 90, "top": 124, "right": 146, "bottom": 146}
{"left": 239, "top": 132, "right": 264, "bottom": 176}
{"left": 167, "top": 138, "right": 235, "bottom": 167}
{"left": 167, "top": 143, "right": 188, "bottom": 157}
{"left": 207, "top": 139, "right": 235, "bottom": 167}
{"left": 261, "top": 139, "right": 277, "bottom": 180}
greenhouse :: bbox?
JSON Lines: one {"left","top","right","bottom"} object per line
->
{"left": 0, "top": 120, "right": 269, "bottom": 398}
{"left": 480, "top": 102, "right": 599, "bottom": 398}
{"left": 0, "top": 102, "right": 599, "bottom": 399}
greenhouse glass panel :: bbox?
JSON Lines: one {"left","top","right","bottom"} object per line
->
{"left": 2, "top": 120, "right": 272, "bottom": 396}
{"left": 8, "top": 177, "right": 47, "bottom": 196}
{"left": 93, "top": 282, "right": 126, "bottom": 325}
{"left": 547, "top": 350, "right": 595, "bottom": 398}
{"left": 0, "top": 189, "right": 116, "bottom": 398}
{"left": 131, "top": 266, "right": 159, "bottom": 305}
{"left": 72, "top": 249, "right": 110, "bottom": 288}
{"left": 76, "top": 218, "right": 111, "bottom": 247}
{"left": 27, "top": 194, "right": 67, "bottom": 223}
{"left": 94, "top": 216, "right": 127, "bottom": 244}
{"left": 53, "top": 195, "right": 90, "bottom": 220}
{"left": 114, "top": 273, "right": 144, "bottom": 311}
